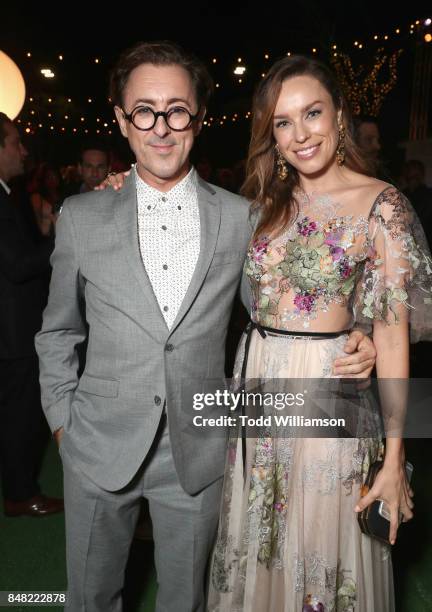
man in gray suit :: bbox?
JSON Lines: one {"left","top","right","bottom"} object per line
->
{"left": 35, "top": 41, "right": 376, "bottom": 612}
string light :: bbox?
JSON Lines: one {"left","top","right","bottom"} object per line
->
{"left": 331, "top": 47, "right": 403, "bottom": 116}
{"left": 20, "top": 16, "right": 430, "bottom": 135}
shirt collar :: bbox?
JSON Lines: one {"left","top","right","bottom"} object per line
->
{"left": 0, "top": 178, "right": 11, "bottom": 195}
{"left": 135, "top": 165, "right": 197, "bottom": 211}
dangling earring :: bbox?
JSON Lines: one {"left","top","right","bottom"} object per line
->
{"left": 275, "top": 145, "right": 289, "bottom": 180}
{"left": 336, "top": 122, "right": 346, "bottom": 166}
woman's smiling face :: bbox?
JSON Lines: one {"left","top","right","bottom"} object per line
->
{"left": 273, "top": 74, "right": 341, "bottom": 176}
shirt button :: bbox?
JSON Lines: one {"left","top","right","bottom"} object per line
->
{"left": 165, "top": 344, "right": 174, "bottom": 352}
{"left": 162, "top": 196, "right": 167, "bottom": 202}
{"left": 163, "top": 306, "right": 169, "bottom": 312}
{"left": 163, "top": 264, "right": 168, "bottom": 270}
{"left": 161, "top": 225, "right": 167, "bottom": 230}
{"left": 177, "top": 205, "right": 182, "bottom": 210}
{"left": 154, "top": 395, "right": 161, "bottom": 406}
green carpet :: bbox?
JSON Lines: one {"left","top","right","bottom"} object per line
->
{"left": 0, "top": 440, "right": 156, "bottom": 611}
{"left": 1, "top": 439, "right": 431, "bottom": 611}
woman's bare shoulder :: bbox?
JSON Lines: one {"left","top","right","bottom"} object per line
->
{"left": 342, "top": 171, "right": 396, "bottom": 213}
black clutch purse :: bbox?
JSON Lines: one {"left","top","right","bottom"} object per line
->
{"left": 357, "top": 460, "right": 413, "bottom": 545}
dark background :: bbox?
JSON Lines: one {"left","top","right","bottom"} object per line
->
{"left": 2, "top": 2, "right": 432, "bottom": 176}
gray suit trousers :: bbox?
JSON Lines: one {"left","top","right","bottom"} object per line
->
{"left": 61, "top": 415, "right": 223, "bottom": 612}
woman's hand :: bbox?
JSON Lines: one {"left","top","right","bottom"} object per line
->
{"left": 354, "top": 460, "right": 414, "bottom": 545}
{"left": 94, "top": 169, "right": 131, "bottom": 191}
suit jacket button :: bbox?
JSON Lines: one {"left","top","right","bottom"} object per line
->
{"left": 154, "top": 395, "right": 161, "bottom": 406}
{"left": 165, "top": 343, "right": 174, "bottom": 352}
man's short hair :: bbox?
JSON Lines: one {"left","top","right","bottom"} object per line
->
{"left": 0, "top": 112, "right": 13, "bottom": 148}
{"left": 79, "top": 140, "right": 110, "bottom": 164}
{"left": 109, "top": 40, "right": 214, "bottom": 110}
{"left": 353, "top": 115, "right": 379, "bottom": 136}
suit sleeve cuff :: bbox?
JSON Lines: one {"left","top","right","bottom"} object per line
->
{"left": 44, "top": 395, "right": 71, "bottom": 434}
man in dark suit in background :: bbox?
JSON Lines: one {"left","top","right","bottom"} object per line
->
{"left": 0, "top": 112, "right": 63, "bottom": 517}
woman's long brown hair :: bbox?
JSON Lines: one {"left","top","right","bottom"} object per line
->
{"left": 241, "top": 55, "right": 375, "bottom": 239}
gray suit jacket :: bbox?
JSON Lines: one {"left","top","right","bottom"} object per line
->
{"left": 35, "top": 173, "right": 253, "bottom": 494}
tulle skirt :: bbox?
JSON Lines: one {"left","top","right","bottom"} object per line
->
{"left": 207, "top": 329, "right": 394, "bottom": 612}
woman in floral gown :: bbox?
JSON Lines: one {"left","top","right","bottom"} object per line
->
{"left": 207, "top": 56, "right": 431, "bottom": 611}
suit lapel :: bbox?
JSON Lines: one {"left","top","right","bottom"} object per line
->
{"left": 169, "top": 178, "right": 221, "bottom": 335}
{"left": 114, "top": 173, "right": 169, "bottom": 338}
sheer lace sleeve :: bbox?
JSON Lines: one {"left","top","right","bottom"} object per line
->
{"left": 353, "top": 186, "right": 432, "bottom": 342}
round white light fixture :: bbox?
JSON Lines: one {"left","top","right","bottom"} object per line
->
{"left": 0, "top": 50, "right": 26, "bottom": 119}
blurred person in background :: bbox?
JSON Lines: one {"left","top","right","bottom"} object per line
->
{"left": 0, "top": 112, "right": 63, "bottom": 517}
{"left": 29, "top": 163, "right": 64, "bottom": 237}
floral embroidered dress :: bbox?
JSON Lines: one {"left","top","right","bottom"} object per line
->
{"left": 207, "top": 186, "right": 432, "bottom": 612}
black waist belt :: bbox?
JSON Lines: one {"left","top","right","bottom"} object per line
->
{"left": 238, "top": 321, "right": 351, "bottom": 475}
